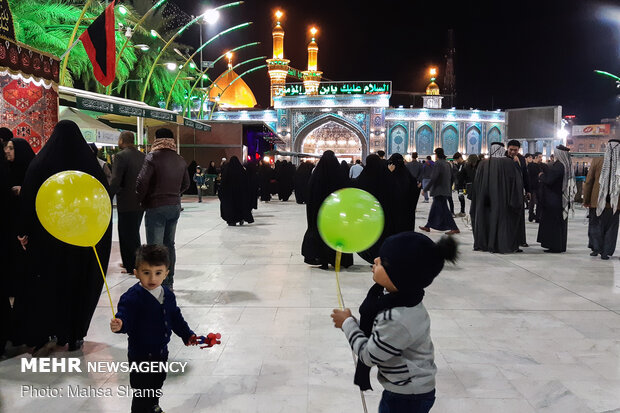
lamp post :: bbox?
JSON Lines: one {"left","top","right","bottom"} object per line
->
{"left": 140, "top": 1, "right": 243, "bottom": 102}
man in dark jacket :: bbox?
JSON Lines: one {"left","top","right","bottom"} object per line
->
{"left": 137, "top": 128, "right": 190, "bottom": 290}
{"left": 419, "top": 148, "right": 460, "bottom": 234}
{"left": 110, "top": 131, "right": 145, "bottom": 274}
{"left": 420, "top": 156, "right": 434, "bottom": 203}
{"left": 506, "top": 140, "right": 529, "bottom": 247}
{"left": 527, "top": 152, "right": 543, "bottom": 222}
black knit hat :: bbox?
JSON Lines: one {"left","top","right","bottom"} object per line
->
{"left": 379, "top": 232, "right": 457, "bottom": 293}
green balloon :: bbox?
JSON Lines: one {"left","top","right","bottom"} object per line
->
{"left": 317, "top": 188, "right": 385, "bottom": 253}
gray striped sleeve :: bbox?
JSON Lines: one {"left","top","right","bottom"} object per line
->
{"left": 341, "top": 314, "right": 413, "bottom": 367}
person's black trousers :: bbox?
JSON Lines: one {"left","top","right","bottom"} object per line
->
{"left": 129, "top": 357, "right": 166, "bottom": 413}
{"left": 117, "top": 210, "right": 144, "bottom": 273}
{"left": 528, "top": 192, "right": 539, "bottom": 222}
{"left": 589, "top": 207, "right": 620, "bottom": 258}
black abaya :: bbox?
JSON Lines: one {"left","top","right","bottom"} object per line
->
{"left": 302, "top": 151, "right": 353, "bottom": 268}
{"left": 388, "top": 154, "right": 417, "bottom": 232}
{"left": 537, "top": 161, "right": 567, "bottom": 252}
{"left": 14, "top": 120, "right": 112, "bottom": 348}
{"left": 258, "top": 162, "right": 273, "bottom": 201}
{"left": 471, "top": 157, "right": 524, "bottom": 253}
{"left": 294, "top": 162, "right": 313, "bottom": 204}
{"left": 6, "top": 138, "right": 35, "bottom": 295}
{"left": 219, "top": 156, "right": 254, "bottom": 224}
{"left": 0, "top": 150, "right": 11, "bottom": 354}
{"left": 277, "top": 160, "right": 295, "bottom": 201}
{"left": 355, "top": 154, "right": 398, "bottom": 263}
{"left": 245, "top": 161, "right": 259, "bottom": 210}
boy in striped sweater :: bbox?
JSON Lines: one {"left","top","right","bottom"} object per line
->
{"left": 331, "top": 232, "right": 457, "bottom": 413}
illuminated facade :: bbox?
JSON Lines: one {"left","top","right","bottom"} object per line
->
{"left": 213, "top": 11, "right": 506, "bottom": 160}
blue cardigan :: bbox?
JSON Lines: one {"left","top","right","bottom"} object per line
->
{"left": 115, "top": 282, "right": 194, "bottom": 360}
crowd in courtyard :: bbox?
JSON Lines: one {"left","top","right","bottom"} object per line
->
{"left": 1, "top": 120, "right": 619, "bottom": 412}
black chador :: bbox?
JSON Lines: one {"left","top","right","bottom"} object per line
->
{"left": 471, "top": 143, "right": 524, "bottom": 253}
{"left": 355, "top": 154, "right": 398, "bottom": 263}
{"left": 258, "top": 161, "right": 274, "bottom": 202}
{"left": 14, "top": 120, "right": 112, "bottom": 351}
{"left": 302, "top": 151, "right": 353, "bottom": 269}
{"left": 219, "top": 156, "right": 254, "bottom": 225}
{"left": 277, "top": 160, "right": 295, "bottom": 202}
{"left": 294, "top": 161, "right": 314, "bottom": 204}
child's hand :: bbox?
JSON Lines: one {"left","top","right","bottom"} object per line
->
{"left": 331, "top": 308, "right": 352, "bottom": 329}
{"left": 110, "top": 318, "right": 122, "bottom": 333}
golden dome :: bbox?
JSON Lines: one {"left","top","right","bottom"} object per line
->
{"left": 426, "top": 81, "right": 440, "bottom": 95}
{"left": 208, "top": 69, "right": 258, "bottom": 108}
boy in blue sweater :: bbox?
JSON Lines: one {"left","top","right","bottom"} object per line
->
{"left": 111, "top": 244, "right": 196, "bottom": 413}
{"left": 331, "top": 232, "right": 457, "bottom": 413}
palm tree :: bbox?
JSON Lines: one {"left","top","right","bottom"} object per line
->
{"left": 12, "top": 0, "right": 137, "bottom": 91}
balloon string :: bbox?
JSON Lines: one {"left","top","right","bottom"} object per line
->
{"left": 92, "top": 246, "right": 115, "bottom": 318}
{"left": 335, "top": 247, "right": 368, "bottom": 413}
{"left": 335, "top": 248, "right": 344, "bottom": 310}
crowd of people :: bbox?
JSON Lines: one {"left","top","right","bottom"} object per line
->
{"left": 3, "top": 120, "right": 620, "bottom": 413}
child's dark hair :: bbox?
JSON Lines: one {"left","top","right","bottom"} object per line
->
{"left": 436, "top": 235, "right": 459, "bottom": 264}
{"left": 135, "top": 244, "right": 170, "bottom": 269}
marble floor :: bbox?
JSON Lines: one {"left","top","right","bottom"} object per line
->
{"left": 2, "top": 195, "right": 620, "bottom": 413}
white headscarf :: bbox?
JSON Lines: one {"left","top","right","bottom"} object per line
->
{"left": 554, "top": 146, "right": 576, "bottom": 220}
{"left": 490, "top": 143, "right": 505, "bottom": 158}
{"left": 596, "top": 140, "right": 620, "bottom": 216}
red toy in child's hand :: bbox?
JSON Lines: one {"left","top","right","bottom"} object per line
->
{"left": 193, "top": 333, "right": 221, "bottom": 349}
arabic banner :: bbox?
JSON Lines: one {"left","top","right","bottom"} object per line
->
{"left": 280, "top": 81, "right": 392, "bottom": 97}
{"left": 0, "top": 37, "right": 60, "bottom": 83}
{"left": 0, "top": 0, "right": 15, "bottom": 41}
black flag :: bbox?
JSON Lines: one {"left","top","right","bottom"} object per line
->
{"left": 79, "top": 1, "right": 116, "bottom": 86}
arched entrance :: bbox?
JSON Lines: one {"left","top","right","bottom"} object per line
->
{"left": 294, "top": 115, "right": 368, "bottom": 162}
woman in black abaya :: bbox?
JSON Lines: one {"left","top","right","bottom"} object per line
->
{"left": 245, "top": 161, "right": 259, "bottom": 210}
{"left": 278, "top": 160, "right": 295, "bottom": 202}
{"left": 219, "top": 156, "right": 254, "bottom": 226}
{"left": 355, "top": 154, "right": 398, "bottom": 263}
{"left": 258, "top": 160, "right": 274, "bottom": 202}
{"left": 14, "top": 120, "right": 112, "bottom": 354}
{"left": 4, "top": 138, "right": 35, "bottom": 295}
{"left": 302, "top": 150, "right": 353, "bottom": 269}
{"left": 294, "top": 161, "right": 314, "bottom": 204}
{"left": 388, "top": 153, "right": 417, "bottom": 231}
{"left": 0, "top": 149, "right": 11, "bottom": 356}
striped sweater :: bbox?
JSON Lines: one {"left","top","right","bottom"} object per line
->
{"left": 342, "top": 302, "right": 436, "bottom": 395}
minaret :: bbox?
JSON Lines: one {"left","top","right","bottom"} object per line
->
{"left": 266, "top": 10, "right": 290, "bottom": 106}
{"left": 443, "top": 29, "right": 456, "bottom": 107}
{"left": 302, "top": 27, "right": 322, "bottom": 95}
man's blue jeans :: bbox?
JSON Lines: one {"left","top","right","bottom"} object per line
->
{"left": 422, "top": 179, "right": 431, "bottom": 201}
{"left": 145, "top": 204, "right": 181, "bottom": 287}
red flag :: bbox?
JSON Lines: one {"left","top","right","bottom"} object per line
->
{"left": 79, "top": 1, "right": 116, "bottom": 86}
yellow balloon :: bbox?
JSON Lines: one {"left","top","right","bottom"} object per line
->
{"left": 36, "top": 170, "right": 111, "bottom": 247}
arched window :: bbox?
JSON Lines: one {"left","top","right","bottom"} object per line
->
{"left": 416, "top": 125, "right": 434, "bottom": 156}
{"left": 488, "top": 127, "right": 501, "bottom": 152}
{"left": 441, "top": 125, "right": 459, "bottom": 157}
{"left": 465, "top": 126, "right": 481, "bottom": 155}
{"left": 388, "top": 125, "right": 408, "bottom": 155}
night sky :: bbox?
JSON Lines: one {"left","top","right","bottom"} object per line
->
{"left": 176, "top": 0, "right": 620, "bottom": 123}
